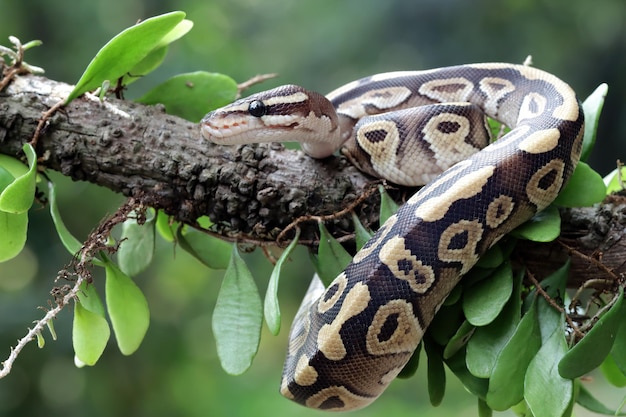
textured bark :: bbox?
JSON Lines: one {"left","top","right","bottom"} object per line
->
{"left": 1, "top": 73, "right": 625, "bottom": 289}
{"left": 0, "top": 74, "right": 379, "bottom": 242}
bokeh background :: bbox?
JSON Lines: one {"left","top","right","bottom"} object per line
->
{"left": 1, "top": 1, "right": 625, "bottom": 416}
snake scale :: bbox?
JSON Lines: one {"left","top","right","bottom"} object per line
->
{"left": 201, "top": 63, "right": 584, "bottom": 411}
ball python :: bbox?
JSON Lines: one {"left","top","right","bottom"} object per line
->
{"left": 201, "top": 63, "right": 584, "bottom": 411}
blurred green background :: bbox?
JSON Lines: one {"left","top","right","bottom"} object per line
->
{"left": 1, "top": 1, "right": 625, "bottom": 416}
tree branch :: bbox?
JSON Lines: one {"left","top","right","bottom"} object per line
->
{"left": 1, "top": 73, "right": 626, "bottom": 286}
{"left": 0, "top": 74, "right": 378, "bottom": 242}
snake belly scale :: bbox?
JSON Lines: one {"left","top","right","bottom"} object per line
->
{"left": 201, "top": 63, "right": 584, "bottom": 411}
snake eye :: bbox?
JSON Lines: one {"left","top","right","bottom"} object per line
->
{"left": 248, "top": 100, "right": 267, "bottom": 117}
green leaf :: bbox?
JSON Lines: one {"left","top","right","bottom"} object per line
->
{"left": 379, "top": 185, "right": 399, "bottom": 224}
{"left": 0, "top": 143, "right": 37, "bottom": 213}
{"left": 487, "top": 300, "right": 541, "bottom": 410}
{"left": 48, "top": 181, "right": 83, "bottom": 256}
{"left": 121, "top": 46, "right": 169, "bottom": 86}
{"left": 66, "top": 11, "right": 186, "bottom": 103}
{"left": 177, "top": 226, "right": 232, "bottom": 270}
{"left": 463, "top": 262, "right": 513, "bottom": 326}
{"left": 425, "top": 338, "right": 446, "bottom": 406}
{"left": 478, "top": 398, "right": 493, "bottom": 417}
{"left": 351, "top": 212, "right": 373, "bottom": 251}
{"left": 535, "top": 261, "right": 569, "bottom": 341}
{"left": 443, "top": 320, "right": 475, "bottom": 359}
{"left": 428, "top": 301, "right": 465, "bottom": 346}
{"left": 559, "top": 287, "right": 625, "bottom": 379}
{"left": 121, "top": 19, "right": 193, "bottom": 85}
{"left": 601, "top": 354, "right": 626, "bottom": 387}
{"left": 104, "top": 257, "right": 150, "bottom": 355}
{"left": 117, "top": 209, "right": 156, "bottom": 276}
{"left": 73, "top": 300, "right": 111, "bottom": 366}
{"left": 512, "top": 205, "right": 561, "bottom": 242}
{"left": 264, "top": 229, "right": 300, "bottom": 335}
{"left": 445, "top": 349, "right": 489, "bottom": 400}
{"left": 580, "top": 83, "right": 608, "bottom": 162}
{"left": 605, "top": 167, "right": 626, "bottom": 194}
{"left": 0, "top": 210, "right": 28, "bottom": 262}
{"left": 610, "top": 310, "right": 626, "bottom": 376}
{"left": 212, "top": 246, "right": 263, "bottom": 375}
{"left": 525, "top": 324, "right": 573, "bottom": 417}
{"left": 0, "top": 154, "right": 28, "bottom": 178}
{"left": 466, "top": 269, "right": 523, "bottom": 378}
{"left": 155, "top": 210, "right": 177, "bottom": 242}
{"left": 475, "top": 244, "right": 503, "bottom": 269}
{"left": 136, "top": 72, "right": 238, "bottom": 122}
{"left": 553, "top": 161, "right": 606, "bottom": 207}
{"left": 577, "top": 384, "right": 626, "bottom": 416}
{"left": 78, "top": 281, "right": 106, "bottom": 316}
{"left": 312, "top": 222, "right": 352, "bottom": 286}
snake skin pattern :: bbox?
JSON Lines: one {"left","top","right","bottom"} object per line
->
{"left": 201, "top": 63, "right": 584, "bottom": 411}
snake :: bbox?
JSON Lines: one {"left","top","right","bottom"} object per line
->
{"left": 200, "top": 63, "right": 584, "bottom": 411}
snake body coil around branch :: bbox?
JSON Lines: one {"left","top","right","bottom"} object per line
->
{"left": 201, "top": 63, "right": 584, "bottom": 411}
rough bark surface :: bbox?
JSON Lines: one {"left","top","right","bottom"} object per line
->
{"left": 1, "top": 74, "right": 625, "bottom": 289}
{"left": 0, "top": 74, "right": 379, "bottom": 242}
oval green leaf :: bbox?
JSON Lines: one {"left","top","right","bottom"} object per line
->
{"left": 0, "top": 154, "right": 28, "bottom": 178}
{"left": 425, "top": 338, "right": 446, "bottom": 406}
{"left": 445, "top": 349, "right": 489, "bottom": 399}
{"left": 580, "top": 83, "right": 608, "bottom": 162}
{"left": 605, "top": 167, "right": 626, "bottom": 195}
{"left": 463, "top": 262, "right": 513, "bottom": 326}
{"left": 475, "top": 243, "right": 503, "bottom": 269}
{"left": 558, "top": 288, "right": 625, "bottom": 379}
{"left": 512, "top": 205, "right": 561, "bottom": 242}
{"left": 312, "top": 222, "right": 353, "bottom": 286}
{"left": 466, "top": 269, "right": 523, "bottom": 378}
{"left": 212, "top": 246, "right": 263, "bottom": 375}
{"left": 264, "top": 229, "right": 300, "bottom": 335}
{"left": 122, "top": 19, "right": 193, "bottom": 86}
{"left": 73, "top": 301, "right": 111, "bottom": 366}
{"left": 48, "top": 181, "right": 83, "bottom": 256}
{"left": 379, "top": 185, "right": 400, "bottom": 224}
{"left": 487, "top": 301, "right": 541, "bottom": 410}
{"left": 155, "top": 210, "right": 177, "bottom": 242}
{"left": 351, "top": 212, "right": 373, "bottom": 251}
{"left": 177, "top": 227, "right": 232, "bottom": 270}
{"left": 601, "top": 354, "right": 626, "bottom": 387}
{"left": 78, "top": 281, "right": 106, "bottom": 316}
{"left": 136, "top": 72, "right": 238, "bottom": 122}
{"left": 443, "top": 320, "right": 475, "bottom": 359}
{"left": 0, "top": 210, "right": 28, "bottom": 262}
{"left": 0, "top": 143, "right": 37, "bottom": 213}
{"left": 525, "top": 325, "right": 573, "bottom": 417}
{"left": 117, "top": 210, "right": 156, "bottom": 276}
{"left": 66, "top": 11, "right": 186, "bottom": 103}
{"left": 610, "top": 312, "right": 626, "bottom": 376}
{"left": 576, "top": 384, "right": 626, "bottom": 416}
{"left": 553, "top": 161, "right": 606, "bottom": 207}
{"left": 104, "top": 258, "right": 150, "bottom": 355}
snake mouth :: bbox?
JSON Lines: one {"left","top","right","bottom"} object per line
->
{"left": 200, "top": 117, "right": 257, "bottom": 143}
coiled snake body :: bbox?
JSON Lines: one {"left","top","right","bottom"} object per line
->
{"left": 201, "top": 63, "right": 584, "bottom": 411}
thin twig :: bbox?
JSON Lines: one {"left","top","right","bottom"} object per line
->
{"left": 276, "top": 182, "right": 381, "bottom": 245}
{"left": 526, "top": 269, "right": 585, "bottom": 340}
{"left": 236, "top": 73, "right": 279, "bottom": 98}
{"left": 557, "top": 240, "right": 619, "bottom": 282}
{"left": 0, "top": 198, "right": 139, "bottom": 379}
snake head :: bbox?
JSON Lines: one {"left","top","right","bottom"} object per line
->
{"left": 200, "top": 85, "right": 342, "bottom": 158}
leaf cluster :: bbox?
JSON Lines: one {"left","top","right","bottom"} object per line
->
{"left": 0, "top": 11, "right": 623, "bottom": 417}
